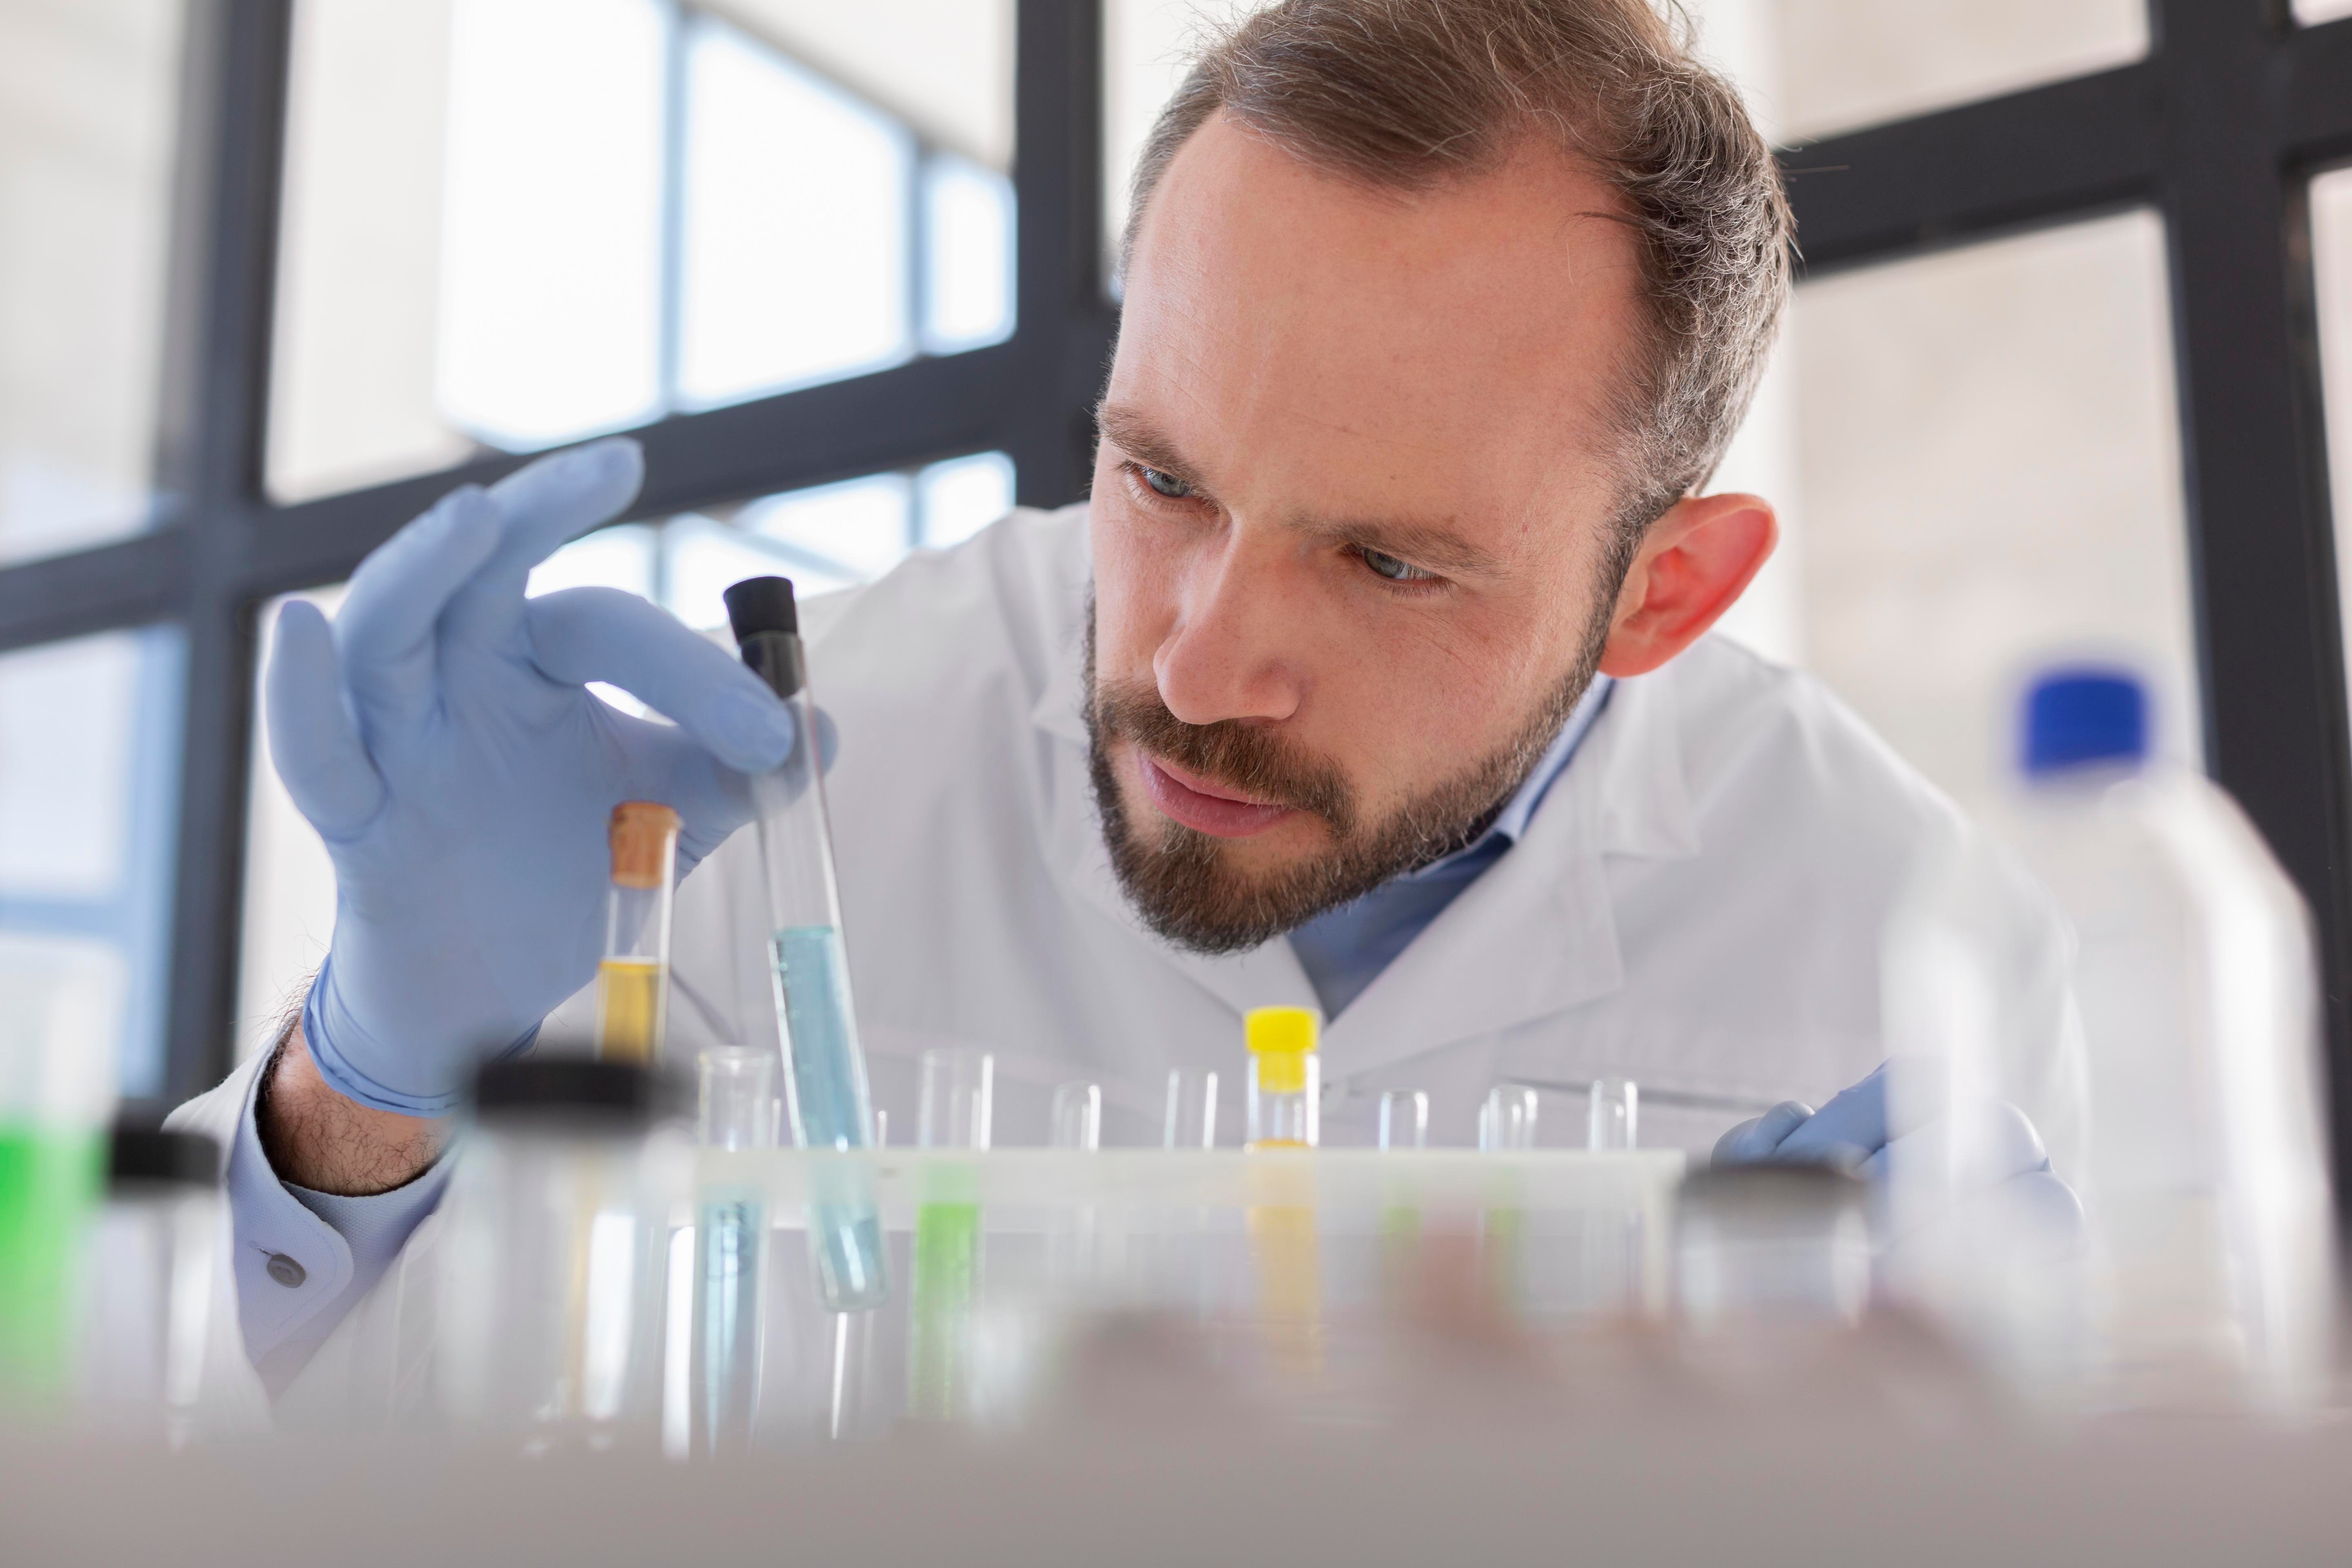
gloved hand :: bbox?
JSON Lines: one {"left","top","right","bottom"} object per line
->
{"left": 269, "top": 438, "right": 800, "bottom": 1115}
{"left": 1712, "top": 1061, "right": 2083, "bottom": 1243}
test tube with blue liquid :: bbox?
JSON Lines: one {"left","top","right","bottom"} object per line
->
{"left": 724, "top": 577, "right": 887, "bottom": 1312}
{"left": 691, "top": 1048, "right": 775, "bottom": 1454}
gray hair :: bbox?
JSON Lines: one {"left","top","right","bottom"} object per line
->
{"left": 1124, "top": 0, "right": 1792, "bottom": 539}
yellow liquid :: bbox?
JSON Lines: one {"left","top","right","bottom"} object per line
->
{"left": 594, "top": 958, "right": 665, "bottom": 1064}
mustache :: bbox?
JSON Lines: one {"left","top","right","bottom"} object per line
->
{"left": 1090, "top": 679, "right": 1357, "bottom": 837}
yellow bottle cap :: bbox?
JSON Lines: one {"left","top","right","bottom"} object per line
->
{"left": 1246, "top": 1007, "right": 1319, "bottom": 1093}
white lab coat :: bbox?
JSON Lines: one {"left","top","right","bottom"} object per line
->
{"left": 174, "top": 500, "right": 2069, "bottom": 1417}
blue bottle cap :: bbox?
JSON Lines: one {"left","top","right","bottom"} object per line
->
{"left": 2022, "top": 668, "right": 2147, "bottom": 778}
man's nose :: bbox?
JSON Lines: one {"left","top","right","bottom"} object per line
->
{"left": 1152, "top": 536, "right": 1307, "bottom": 727}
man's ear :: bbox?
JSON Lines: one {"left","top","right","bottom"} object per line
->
{"left": 1597, "top": 492, "right": 1778, "bottom": 678}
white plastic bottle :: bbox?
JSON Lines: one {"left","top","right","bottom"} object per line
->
{"left": 1884, "top": 667, "right": 2336, "bottom": 1411}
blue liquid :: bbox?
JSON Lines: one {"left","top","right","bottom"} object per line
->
{"left": 772, "top": 925, "right": 888, "bottom": 1310}
{"left": 691, "top": 1194, "right": 764, "bottom": 1453}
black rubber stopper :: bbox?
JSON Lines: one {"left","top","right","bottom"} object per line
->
{"left": 107, "top": 1123, "right": 221, "bottom": 1188}
{"left": 471, "top": 1058, "right": 684, "bottom": 1131}
{"left": 724, "top": 576, "right": 798, "bottom": 641}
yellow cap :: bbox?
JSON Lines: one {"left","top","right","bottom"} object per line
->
{"left": 1246, "top": 1007, "right": 1319, "bottom": 1093}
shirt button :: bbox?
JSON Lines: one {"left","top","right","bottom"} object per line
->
{"left": 265, "top": 1253, "right": 307, "bottom": 1288}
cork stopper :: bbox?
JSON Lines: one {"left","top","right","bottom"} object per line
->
{"left": 608, "top": 802, "right": 681, "bottom": 889}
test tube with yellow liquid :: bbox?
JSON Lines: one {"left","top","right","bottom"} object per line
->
{"left": 593, "top": 803, "right": 680, "bottom": 1065}
{"left": 1245, "top": 1007, "right": 1323, "bottom": 1380}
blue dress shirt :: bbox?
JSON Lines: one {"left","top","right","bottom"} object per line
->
{"left": 226, "top": 674, "right": 1615, "bottom": 1380}
{"left": 1287, "top": 676, "right": 1615, "bottom": 1018}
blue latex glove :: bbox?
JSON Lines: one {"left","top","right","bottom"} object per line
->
{"left": 269, "top": 439, "right": 800, "bottom": 1115}
{"left": 1712, "top": 1061, "right": 2083, "bottom": 1240}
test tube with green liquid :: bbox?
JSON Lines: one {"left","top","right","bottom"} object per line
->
{"left": 910, "top": 1048, "right": 990, "bottom": 1422}
{"left": 0, "top": 944, "right": 118, "bottom": 1414}
{"left": 724, "top": 577, "right": 886, "bottom": 1313}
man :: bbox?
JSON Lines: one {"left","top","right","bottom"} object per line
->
{"left": 174, "top": 0, "right": 2067, "bottom": 1405}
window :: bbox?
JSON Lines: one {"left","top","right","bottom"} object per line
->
{"left": 268, "top": 0, "right": 1017, "bottom": 502}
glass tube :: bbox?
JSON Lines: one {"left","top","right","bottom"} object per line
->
{"left": 78, "top": 1125, "right": 219, "bottom": 1440}
{"left": 690, "top": 1049, "right": 774, "bottom": 1456}
{"left": 911, "top": 1049, "right": 990, "bottom": 1422}
{"left": 724, "top": 576, "right": 885, "bottom": 1313}
{"left": 1051, "top": 1081, "right": 1102, "bottom": 1150}
{"left": 1478, "top": 1085, "right": 1540, "bottom": 1152}
{"left": 594, "top": 802, "right": 679, "bottom": 1065}
{"left": 1587, "top": 1077, "right": 1638, "bottom": 1151}
{"left": 1162, "top": 1069, "right": 1218, "bottom": 1149}
{"left": 1377, "top": 1089, "right": 1429, "bottom": 1151}
{"left": 1245, "top": 1007, "right": 1321, "bottom": 1150}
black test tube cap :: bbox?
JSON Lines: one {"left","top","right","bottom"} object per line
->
{"left": 724, "top": 577, "right": 798, "bottom": 641}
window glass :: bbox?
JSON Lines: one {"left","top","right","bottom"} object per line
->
{"left": 918, "top": 450, "right": 1016, "bottom": 548}
{"left": 2312, "top": 168, "right": 2352, "bottom": 746}
{"left": 1102, "top": 0, "right": 1261, "bottom": 279}
{"left": 0, "top": 0, "right": 184, "bottom": 565}
{"left": 0, "top": 626, "right": 184, "bottom": 1096}
{"left": 679, "top": 16, "right": 911, "bottom": 406}
{"left": 1771, "top": 0, "right": 2146, "bottom": 143}
{"left": 270, "top": 0, "right": 1016, "bottom": 503}
{"left": 1784, "top": 210, "right": 2199, "bottom": 819}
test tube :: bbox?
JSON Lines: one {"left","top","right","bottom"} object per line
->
{"left": 1377, "top": 1089, "right": 1429, "bottom": 1151}
{"left": 79, "top": 1124, "right": 219, "bottom": 1439}
{"left": 1162, "top": 1069, "right": 1219, "bottom": 1149}
{"left": 594, "top": 802, "right": 680, "bottom": 1065}
{"left": 690, "top": 1048, "right": 775, "bottom": 1456}
{"left": 724, "top": 577, "right": 886, "bottom": 1313}
{"left": 1245, "top": 1008, "right": 1321, "bottom": 1150}
{"left": 1242, "top": 1010, "right": 1322, "bottom": 1376}
{"left": 911, "top": 1049, "right": 991, "bottom": 1421}
{"left": 1587, "top": 1077, "right": 1639, "bottom": 1151}
{"left": 1051, "top": 1081, "right": 1102, "bottom": 1150}
{"left": 1478, "top": 1085, "right": 1540, "bottom": 1152}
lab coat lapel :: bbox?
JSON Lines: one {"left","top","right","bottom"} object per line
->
{"left": 1029, "top": 635, "right": 1320, "bottom": 1019}
{"left": 1321, "top": 665, "right": 1699, "bottom": 1082}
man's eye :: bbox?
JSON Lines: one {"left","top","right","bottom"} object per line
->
{"left": 1360, "top": 548, "right": 1432, "bottom": 583}
{"left": 1138, "top": 466, "right": 1192, "bottom": 500}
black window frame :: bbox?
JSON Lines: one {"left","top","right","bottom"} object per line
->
{"left": 11, "top": 1, "right": 2352, "bottom": 1200}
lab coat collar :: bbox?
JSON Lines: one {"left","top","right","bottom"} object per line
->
{"left": 1028, "top": 595, "right": 1701, "bottom": 1074}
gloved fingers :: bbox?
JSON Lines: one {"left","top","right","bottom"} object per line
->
{"left": 1772, "top": 1060, "right": 1890, "bottom": 1165}
{"left": 1712, "top": 1100, "right": 1815, "bottom": 1165}
{"left": 525, "top": 587, "right": 797, "bottom": 775}
{"left": 332, "top": 485, "right": 501, "bottom": 732}
{"left": 267, "top": 599, "right": 388, "bottom": 841}
{"left": 441, "top": 439, "right": 646, "bottom": 649}
{"left": 1871, "top": 1100, "right": 2051, "bottom": 1188}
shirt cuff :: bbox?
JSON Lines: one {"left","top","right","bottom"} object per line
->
{"left": 223, "top": 1053, "right": 453, "bottom": 1394}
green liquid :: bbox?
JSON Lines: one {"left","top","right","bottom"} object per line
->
{"left": 909, "top": 1200, "right": 980, "bottom": 1421}
{"left": 0, "top": 1126, "right": 102, "bottom": 1406}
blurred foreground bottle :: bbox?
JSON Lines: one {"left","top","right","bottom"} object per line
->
{"left": 0, "top": 940, "right": 120, "bottom": 1416}
{"left": 437, "top": 1060, "right": 686, "bottom": 1449}
{"left": 1884, "top": 666, "right": 2336, "bottom": 1411}
{"left": 78, "top": 1124, "right": 219, "bottom": 1439}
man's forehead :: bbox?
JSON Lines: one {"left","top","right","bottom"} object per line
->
{"left": 1109, "top": 114, "right": 1639, "bottom": 536}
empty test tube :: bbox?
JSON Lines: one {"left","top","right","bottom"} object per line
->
{"left": 1587, "top": 1077, "right": 1639, "bottom": 1151}
{"left": 594, "top": 803, "right": 680, "bottom": 1065}
{"left": 1163, "top": 1069, "right": 1218, "bottom": 1149}
{"left": 724, "top": 577, "right": 885, "bottom": 1313}
{"left": 1051, "top": 1082, "right": 1102, "bottom": 1150}
{"left": 1377, "top": 1089, "right": 1429, "bottom": 1151}
{"left": 691, "top": 1048, "right": 775, "bottom": 1455}
{"left": 1245, "top": 1008, "right": 1321, "bottom": 1150}
{"left": 1478, "top": 1085, "right": 1540, "bottom": 1152}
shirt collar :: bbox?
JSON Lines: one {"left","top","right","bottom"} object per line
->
{"left": 1397, "top": 674, "right": 1616, "bottom": 880}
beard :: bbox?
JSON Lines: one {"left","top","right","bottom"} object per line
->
{"left": 1083, "top": 596, "right": 1616, "bottom": 956}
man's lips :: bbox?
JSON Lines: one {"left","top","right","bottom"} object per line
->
{"left": 1135, "top": 751, "right": 1298, "bottom": 838}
